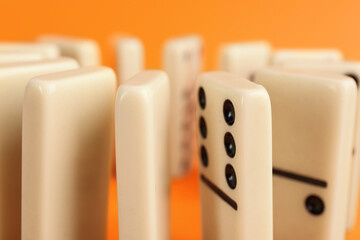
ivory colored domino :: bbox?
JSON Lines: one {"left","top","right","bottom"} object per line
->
{"left": 254, "top": 68, "right": 357, "bottom": 240}
{"left": 0, "top": 50, "right": 44, "bottom": 63}
{"left": 22, "top": 66, "right": 116, "bottom": 240}
{"left": 163, "top": 35, "right": 203, "bottom": 177}
{"left": 271, "top": 49, "right": 343, "bottom": 66}
{"left": 0, "top": 58, "right": 78, "bottom": 240}
{"left": 115, "top": 36, "right": 144, "bottom": 84}
{"left": 196, "top": 71, "right": 273, "bottom": 240}
{"left": 280, "top": 61, "right": 360, "bottom": 230}
{"left": 0, "top": 42, "right": 60, "bottom": 59}
{"left": 38, "top": 35, "right": 101, "bottom": 66}
{"left": 116, "top": 71, "right": 170, "bottom": 240}
{"left": 219, "top": 41, "right": 272, "bottom": 79}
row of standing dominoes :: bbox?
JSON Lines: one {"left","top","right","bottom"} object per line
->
{"left": 202, "top": 42, "right": 359, "bottom": 240}
{"left": 119, "top": 40, "right": 360, "bottom": 240}
{"left": 0, "top": 34, "right": 358, "bottom": 240}
{"left": 0, "top": 35, "right": 200, "bottom": 240}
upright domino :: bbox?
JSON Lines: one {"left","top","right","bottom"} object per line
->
{"left": 163, "top": 35, "right": 203, "bottom": 177}
{"left": 38, "top": 35, "right": 101, "bottom": 66}
{"left": 22, "top": 67, "right": 116, "bottom": 240}
{"left": 116, "top": 71, "right": 170, "bottom": 240}
{"left": 0, "top": 58, "right": 78, "bottom": 240}
{"left": 271, "top": 49, "right": 343, "bottom": 66}
{"left": 254, "top": 68, "right": 357, "bottom": 240}
{"left": 219, "top": 41, "right": 272, "bottom": 79}
{"left": 115, "top": 36, "right": 144, "bottom": 84}
{"left": 280, "top": 61, "right": 360, "bottom": 230}
{"left": 0, "top": 42, "right": 60, "bottom": 59}
{"left": 196, "top": 72, "right": 273, "bottom": 240}
{"left": 0, "top": 51, "right": 44, "bottom": 63}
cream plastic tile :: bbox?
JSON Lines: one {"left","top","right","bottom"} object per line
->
{"left": 0, "top": 50, "right": 44, "bottom": 63}
{"left": 22, "top": 66, "right": 116, "bottom": 240}
{"left": 38, "top": 35, "right": 101, "bottom": 66}
{"left": 197, "top": 71, "right": 273, "bottom": 240}
{"left": 271, "top": 49, "right": 343, "bottom": 66}
{"left": 219, "top": 41, "right": 271, "bottom": 79}
{"left": 280, "top": 61, "right": 360, "bottom": 231}
{"left": 115, "top": 36, "right": 144, "bottom": 84}
{"left": 0, "top": 42, "right": 60, "bottom": 59}
{"left": 115, "top": 71, "right": 170, "bottom": 240}
{"left": 254, "top": 68, "right": 356, "bottom": 240}
{"left": 163, "top": 35, "right": 203, "bottom": 178}
{"left": 0, "top": 58, "right": 78, "bottom": 240}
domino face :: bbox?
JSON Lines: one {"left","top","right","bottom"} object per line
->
{"left": 197, "top": 71, "right": 273, "bottom": 240}
{"left": 271, "top": 49, "right": 343, "bottom": 66}
{"left": 0, "top": 58, "right": 78, "bottom": 240}
{"left": 254, "top": 68, "right": 357, "bottom": 240}
{"left": 0, "top": 51, "right": 44, "bottom": 63}
{"left": 0, "top": 42, "right": 60, "bottom": 59}
{"left": 38, "top": 35, "right": 101, "bottom": 66}
{"left": 115, "top": 36, "right": 144, "bottom": 84}
{"left": 219, "top": 41, "right": 272, "bottom": 79}
{"left": 163, "top": 35, "right": 203, "bottom": 177}
{"left": 22, "top": 67, "right": 116, "bottom": 240}
{"left": 280, "top": 61, "right": 360, "bottom": 230}
{"left": 115, "top": 71, "right": 170, "bottom": 240}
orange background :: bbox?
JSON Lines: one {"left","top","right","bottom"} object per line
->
{"left": 2, "top": 0, "right": 360, "bottom": 239}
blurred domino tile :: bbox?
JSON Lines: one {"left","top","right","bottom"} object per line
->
{"left": 38, "top": 35, "right": 101, "bottom": 66}
{"left": 271, "top": 48, "right": 343, "bottom": 66}
{"left": 0, "top": 51, "right": 44, "bottom": 63}
{"left": 219, "top": 41, "right": 272, "bottom": 79}
{"left": 115, "top": 35, "right": 144, "bottom": 84}
{"left": 0, "top": 42, "right": 60, "bottom": 59}
{"left": 163, "top": 35, "right": 203, "bottom": 178}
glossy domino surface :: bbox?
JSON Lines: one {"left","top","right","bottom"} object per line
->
{"left": 22, "top": 66, "right": 116, "bottom": 240}
{"left": 254, "top": 68, "right": 356, "bottom": 240}
{"left": 0, "top": 58, "right": 78, "bottom": 240}
{"left": 115, "top": 71, "right": 170, "bottom": 240}
{"left": 197, "top": 71, "right": 273, "bottom": 240}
